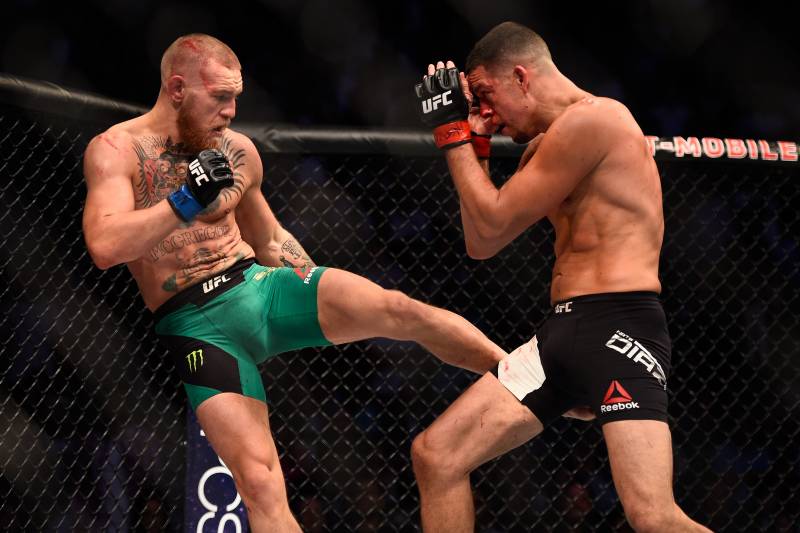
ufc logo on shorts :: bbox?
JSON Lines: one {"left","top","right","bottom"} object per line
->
{"left": 605, "top": 330, "right": 667, "bottom": 388}
{"left": 189, "top": 158, "right": 209, "bottom": 186}
{"left": 202, "top": 274, "right": 231, "bottom": 294}
{"left": 422, "top": 91, "right": 452, "bottom": 114}
{"left": 554, "top": 302, "right": 572, "bottom": 314}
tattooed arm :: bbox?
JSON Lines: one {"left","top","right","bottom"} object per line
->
{"left": 234, "top": 137, "right": 315, "bottom": 269}
{"left": 237, "top": 188, "right": 315, "bottom": 269}
{"left": 83, "top": 131, "right": 183, "bottom": 269}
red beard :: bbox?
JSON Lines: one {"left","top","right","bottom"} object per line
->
{"left": 176, "top": 100, "right": 219, "bottom": 153}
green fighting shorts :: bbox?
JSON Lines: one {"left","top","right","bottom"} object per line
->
{"left": 153, "top": 259, "right": 331, "bottom": 410}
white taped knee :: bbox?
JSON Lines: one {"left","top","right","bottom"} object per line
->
{"left": 497, "top": 336, "right": 546, "bottom": 401}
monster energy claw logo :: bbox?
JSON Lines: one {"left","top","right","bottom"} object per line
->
{"left": 187, "top": 349, "right": 204, "bottom": 372}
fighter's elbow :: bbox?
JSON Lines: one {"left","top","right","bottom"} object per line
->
{"left": 467, "top": 218, "right": 509, "bottom": 258}
{"left": 465, "top": 246, "right": 494, "bottom": 260}
{"left": 464, "top": 236, "right": 499, "bottom": 260}
{"left": 85, "top": 238, "right": 121, "bottom": 270}
{"left": 93, "top": 260, "right": 114, "bottom": 271}
{"left": 87, "top": 248, "right": 115, "bottom": 270}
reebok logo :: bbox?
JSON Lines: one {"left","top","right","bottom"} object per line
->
{"left": 293, "top": 266, "right": 320, "bottom": 285}
{"left": 302, "top": 266, "right": 319, "bottom": 285}
{"left": 421, "top": 91, "right": 452, "bottom": 114}
{"left": 600, "top": 380, "right": 639, "bottom": 413}
{"left": 189, "top": 158, "right": 209, "bottom": 187}
{"left": 202, "top": 274, "right": 230, "bottom": 294}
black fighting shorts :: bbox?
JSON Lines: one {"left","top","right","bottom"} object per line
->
{"left": 492, "top": 292, "right": 671, "bottom": 425}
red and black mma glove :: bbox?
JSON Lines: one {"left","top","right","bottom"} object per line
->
{"left": 415, "top": 67, "right": 471, "bottom": 150}
{"left": 167, "top": 149, "right": 234, "bottom": 222}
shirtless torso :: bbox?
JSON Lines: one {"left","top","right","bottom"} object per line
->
{"left": 84, "top": 119, "right": 270, "bottom": 310}
{"left": 412, "top": 25, "right": 710, "bottom": 532}
{"left": 545, "top": 97, "right": 663, "bottom": 303}
{"left": 83, "top": 34, "right": 509, "bottom": 533}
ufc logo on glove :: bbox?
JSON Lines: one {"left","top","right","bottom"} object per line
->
{"left": 189, "top": 158, "right": 210, "bottom": 186}
{"left": 414, "top": 67, "right": 472, "bottom": 150}
{"left": 167, "top": 149, "right": 234, "bottom": 222}
{"left": 421, "top": 90, "right": 453, "bottom": 114}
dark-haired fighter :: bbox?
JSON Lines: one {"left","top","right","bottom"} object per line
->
{"left": 412, "top": 22, "right": 711, "bottom": 532}
{"left": 82, "top": 34, "right": 506, "bottom": 532}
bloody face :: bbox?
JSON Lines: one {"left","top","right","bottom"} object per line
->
{"left": 468, "top": 65, "right": 536, "bottom": 144}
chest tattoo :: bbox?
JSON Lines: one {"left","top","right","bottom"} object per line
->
{"left": 131, "top": 135, "right": 248, "bottom": 209}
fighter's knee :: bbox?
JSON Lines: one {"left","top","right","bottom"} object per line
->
{"left": 410, "top": 431, "right": 432, "bottom": 471}
{"left": 411, "top": 429, "right": 462, "bottom": 481}
{"left": 624, "top": 501, "right": 677, "bottom": 533}
{"left": 230, "top": 461, "right": 286, "bottom": 511}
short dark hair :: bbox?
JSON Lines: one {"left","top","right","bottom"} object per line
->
{"left": 466, "top": 22, "right": 551, "bottom": 73}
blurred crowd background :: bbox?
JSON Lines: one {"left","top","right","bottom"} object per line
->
{"left": 4, "top": 0, "right": 800, "bottom": 139}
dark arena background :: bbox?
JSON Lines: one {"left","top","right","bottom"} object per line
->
{"left": 2, "top": 2, "right": 799, "bottom": 532}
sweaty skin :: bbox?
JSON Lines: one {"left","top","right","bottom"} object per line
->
{"left": 83, "top": 59, "right": 313, "bottom": 311}
{"left": 543, "top": 98, "right": 663, "bottom": 302}
{"left": 88, "top": 125, "right": 256, "bottom": 310}
{"left": 133, "top": 132, "right": 255, "bottom": 305}
{"left": 456, "top": 63, "right": 663, "bottom": 303}
{"left": 413, "top": 54, "right": 711, "bottom": 533}
{"left": 85, "top": 39, "right": 512, "bottom": 533}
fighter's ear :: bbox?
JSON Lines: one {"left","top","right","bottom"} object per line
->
{"left": 165, "top": 75, "right": 186, "bottom": 103}
{"left": 513, "top": 65, "right": 529, "bottom": 91}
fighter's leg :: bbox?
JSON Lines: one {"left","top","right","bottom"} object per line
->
{"left": 603, "top": 420, "right": 712, "bottom": 532}
{"left": 196, "top": 393, "right": 301, "bottom": 533}
{"left": 411, "top": 372, "right": 544, "bottom": 533}
{"left": 316, "top": 268, "right": 505, "bottom": 373}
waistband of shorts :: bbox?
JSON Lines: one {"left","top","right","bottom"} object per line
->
{"left": 153, "top": 259, "right": 256, "bottom": 323}
{"left": 551, "top": 291, "right": 661, "bottom": 313}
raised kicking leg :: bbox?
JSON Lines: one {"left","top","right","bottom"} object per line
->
{"left": 316, "top": 268, "right": 505, "bottom": 373}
